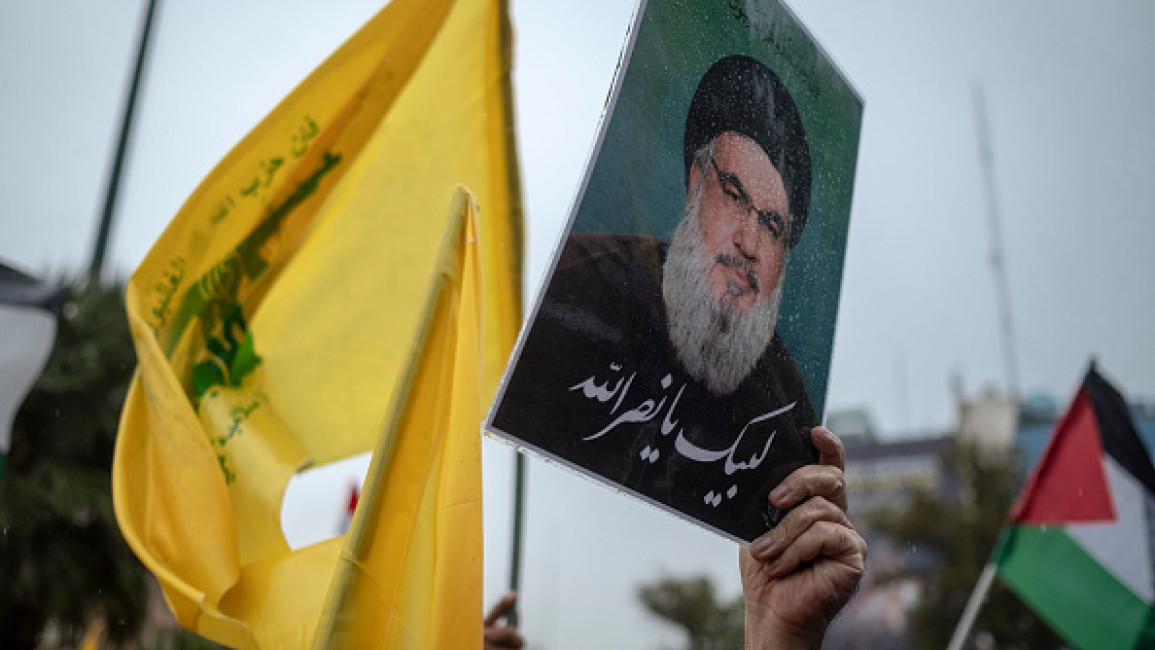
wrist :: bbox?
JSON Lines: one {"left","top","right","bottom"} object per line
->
{"left": 744, "top": 606, "right": 824, "bottom": 650}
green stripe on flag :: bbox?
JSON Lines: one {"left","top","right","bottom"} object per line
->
{"left": 997, "top": 525, "right": 1155, "bottom": 649}
{"left": 1143, "top": 607, "right": 1155, "bottom": 650}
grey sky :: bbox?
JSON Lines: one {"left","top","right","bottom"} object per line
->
{"left": 3, "top": 0, "right": 1154, "bottom": 648}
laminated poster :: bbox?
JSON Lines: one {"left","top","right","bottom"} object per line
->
{"left": 488, "top": 0, "right": 862, "bottom": 543}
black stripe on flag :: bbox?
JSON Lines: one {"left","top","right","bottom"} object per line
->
{"left": 1085, "top": 363, "right": 1155, "bottom": 496}
{"left": 0, "top": 263, "right": 64, "bottom": 313}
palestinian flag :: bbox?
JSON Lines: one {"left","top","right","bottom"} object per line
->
{"left": 0, "top": 263, "right": 61, "bottom": 483}
{"left": 995, "top": 365, "right": 1155, "bottom": 649}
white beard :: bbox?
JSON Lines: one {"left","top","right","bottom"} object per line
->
{"left": 661, "top": 187, "right": 784, "bottom": 396}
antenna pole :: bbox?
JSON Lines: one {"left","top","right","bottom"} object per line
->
{"left": 972, "top": 83, "right": 1022, "bottom": 401}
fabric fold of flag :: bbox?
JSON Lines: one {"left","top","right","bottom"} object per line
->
{"left": 111, "top": 0, "right": 522, "bottom": 646}
{"left": 995, "top": 365, "right": 1155, "bottom": 649}
{"left": 313, "top": 189, "right": 484, "bottom": 650}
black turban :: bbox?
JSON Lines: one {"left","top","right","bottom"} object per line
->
{"left": 683, "top": 55, "right": 811, "bottom": 249}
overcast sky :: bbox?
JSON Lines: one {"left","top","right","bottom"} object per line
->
{"left": 3, "top": 1, "right": 1154, "bottom": 647}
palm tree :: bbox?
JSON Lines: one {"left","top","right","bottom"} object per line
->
{"left": 638, "top": 574, "right": 745, "bottom": 650}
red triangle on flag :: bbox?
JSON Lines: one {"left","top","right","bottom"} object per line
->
{"left": 1010, "top": 389, "right": 1116, "bottom": 524}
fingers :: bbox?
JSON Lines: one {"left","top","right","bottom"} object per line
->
{"left": 811, "top": 426, "right": 845, "bottom": 471}
{"left": 483, "top": 593, "right": 524, "bottom": 649}
{"left": 484, "top": 592, "right": 518, "bottom": 628}
{"left": 750, "top": 495, "right": 850, "bottom": 563}
{"left": 755, "top": 518, "right": 867, "bottom": 580}
{"left": 484, "top": 625, "right": 525, "bottom": 649}
{"left": 770, "top": 463, "right": 847, "bottom": 513}
{"left": 766, "top": 427, "right": 847, "bottom": 513}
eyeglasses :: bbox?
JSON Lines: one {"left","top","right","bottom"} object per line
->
{"left": 707, "top": 157, "right": 787, "bottom": 242}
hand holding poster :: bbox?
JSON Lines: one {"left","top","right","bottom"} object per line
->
{"left": 489, "top": 0, "right": 862, "bottom": 543}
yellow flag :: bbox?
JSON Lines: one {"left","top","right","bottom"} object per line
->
{"left": 314, "top": 190, "right": 484, "bottom": 649}
{"left": 112, "top": 0, "right": 521, "bottom": 645}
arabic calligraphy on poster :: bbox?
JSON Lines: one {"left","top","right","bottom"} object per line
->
{"left": 571, "top": 361, "right": 796, "bottom": 508}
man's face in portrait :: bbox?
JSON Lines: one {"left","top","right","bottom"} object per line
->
{"left": 663, "top": 131, "right": 791, "bottom": 396}
{"left": 689, "top": 130, "right": 789, "bottom": 314}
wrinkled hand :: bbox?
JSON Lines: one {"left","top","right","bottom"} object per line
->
{"left": 740, "top": 427, "right": 866, "bottom": 649}
{"left": 484, "top": 592, "right": 525, "bottom": 649}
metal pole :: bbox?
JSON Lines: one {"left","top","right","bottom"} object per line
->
{"left": 89, "top": 0, "right": 161, "bottom": 282}
{"left": 947, "top": 562, "right": 998, "bottom": 650}
{"left": 507, "top": 450, "right": 526, "bottom": 626}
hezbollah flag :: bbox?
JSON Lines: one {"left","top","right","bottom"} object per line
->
{"left": 313, "top": 190, "right": 485, "bottom": 648}
{"left": 994, "top": 365, "right": 1155, "bottom": 648}
{"left": 112, "top": 0, "right": 521, "bottom": 646}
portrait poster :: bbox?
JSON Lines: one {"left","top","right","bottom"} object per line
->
{"left": 488, "top": 0, "right": 863, "bottom": 543}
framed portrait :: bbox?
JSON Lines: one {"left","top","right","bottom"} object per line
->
{"left": 488, "top": 0, "right": 862, "bottom": 543}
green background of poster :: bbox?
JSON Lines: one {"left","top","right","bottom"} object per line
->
{"left": 570, "top": 0, "right": 863, "bottom": 418}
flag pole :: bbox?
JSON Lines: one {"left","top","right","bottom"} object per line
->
{"left": 496, "top": 0, "right": 527, "bottom": 626}
{"left": 89, "top": 0, "right": 161, "bottom": 282}
{"left": 947, "top": 562, "right": 998, "bottom": 650}
{"left": 507, "top": 451, "right": 526, "bottom": 626}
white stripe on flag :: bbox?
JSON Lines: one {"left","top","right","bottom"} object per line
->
{"left": 0, "top": 304, "right": 56, "bottom": 452}
{"left": 1067, "top": 456, "right": 1155, "bottom": 604}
